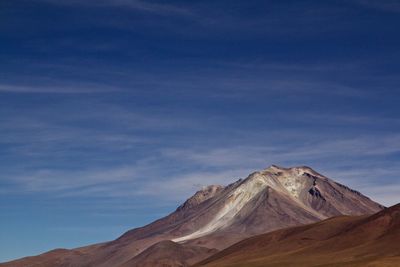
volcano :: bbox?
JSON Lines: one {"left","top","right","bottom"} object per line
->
{"left": 0, "top": 165, "right": 384, "bottom": 267}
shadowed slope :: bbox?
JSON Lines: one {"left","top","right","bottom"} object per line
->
{"left": 196, "top": 204, "right": 400, "bottom": 267}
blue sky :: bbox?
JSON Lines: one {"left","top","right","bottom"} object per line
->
{"left": 1, "top": 0, "right": 400, "bottom": 262}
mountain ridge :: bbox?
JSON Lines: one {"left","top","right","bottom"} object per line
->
{"left": 0, "top": 164, "right": 384, "bottom": 267}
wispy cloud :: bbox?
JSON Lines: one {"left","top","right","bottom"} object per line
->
{"left": 5, "top": 166, "right": 139, "bottom": 193}
{"left": 158, "top": 135, "right": 400, "bottom": 206}
{"left": 27, "top": 0, "right": 360, "bottom": 35}
{"left": 2, "top": 90, "right": 399, "bottom": 206}
{"left": 355, "top": 0, "right": 400, "bottom": 13}
{"left": 3, "top": 131, "right": 400, "bottom": 206}
{"left": 1, "top": 159, "right": 249, "bottom": 203}
{"left": 162, "top": 134, "right": 400, "bottom": 168}
{"left": 0, "top": 83, "right": 119, "bottom": 94}
{"left": 37, "top": 0, "right": 195, "bottom": 17}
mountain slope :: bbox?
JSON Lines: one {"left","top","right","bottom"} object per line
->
{"left": 119, "top": 240, "right": 218, "bottom": 267}
{"left": 196, "top": 203, "right": 400, "bottom": 267}
{"left": 0, "top": 165, "right": 384, "bottom": 267}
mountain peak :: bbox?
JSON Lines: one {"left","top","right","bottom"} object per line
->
{"left": 177, "top": 185, "right": 224, "bottom": 212}
{"left": 173, "top": 164, "right": 383, "bottom": 243}
{"left": 246, "top": 165, "right": 323, "bottom": 199}
{"left": 263, "top": 164, "right": 286, "bottom": 172}
{"left": 263, "top": 164, "right": 321, "bottom": 176}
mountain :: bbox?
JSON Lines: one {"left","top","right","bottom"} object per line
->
{"left": 0, "top": 165, "right": 384, "bottom": 267}
{"left": 196, "top": 203, "right": 400, "bottom": 267}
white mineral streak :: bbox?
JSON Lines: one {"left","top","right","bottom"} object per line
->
{"left": 173, "top": 165, "right": 325, "bottom": 243}
{"left": 173, "top": 172, "right": 275, "bottom": 242}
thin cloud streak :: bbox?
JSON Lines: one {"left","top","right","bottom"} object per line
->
{"left": 0, "top": 83, "right": 120, "bottom": 94}
{"left": 355, "top": 0, "right": 400, "bottom": 13}
{"left": 37, "top": 0, "right": 196, "bottom": 17}
{"left": 2, "top": 94, "right": 399, "bottom": 207}
{"left": 162, "top": 134, "right": 400, "bottom": 168}
{"left": 2, "top": 132, "right": 400, "bottom": 206}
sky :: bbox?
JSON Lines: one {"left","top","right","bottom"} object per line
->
{"left": 1, "top": 0, "right": 400, "bottom": 262}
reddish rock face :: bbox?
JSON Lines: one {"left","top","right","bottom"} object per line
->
{"left": 0, "top": 165, "right": 384, "bottom": 267}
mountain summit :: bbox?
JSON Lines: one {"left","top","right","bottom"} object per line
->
{"left": 172, "top": 164, "right": 383, "bottom": 243}
{"left": 1, "top": 165, "right": 384, "bottom": 267}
